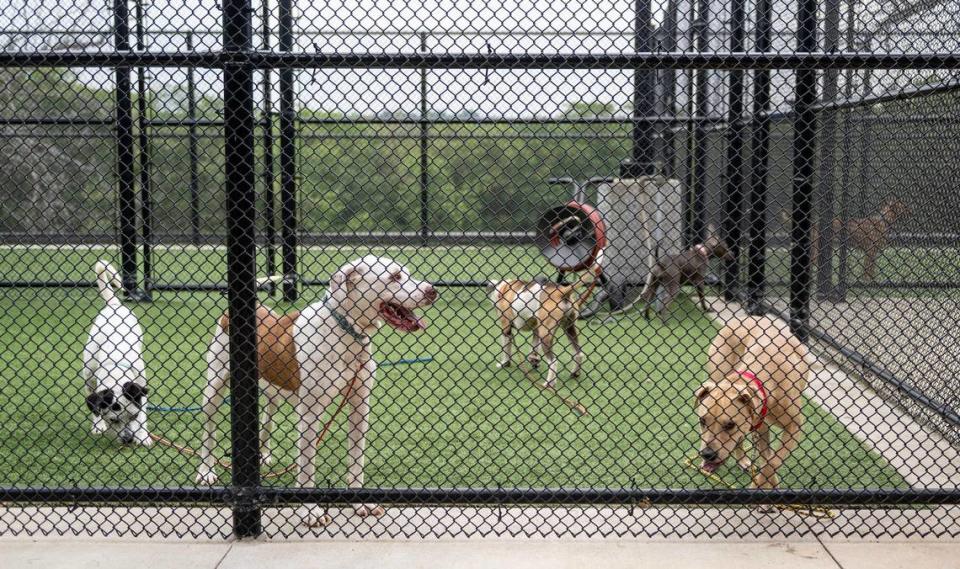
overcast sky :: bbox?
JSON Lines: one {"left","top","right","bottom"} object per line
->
{"left": 1, "top": 0, "right": 956, "bottom": 117}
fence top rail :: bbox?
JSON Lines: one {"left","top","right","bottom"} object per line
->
{"left": 5, "top": 27, "right": 960, "bottom": 40}
{"left": 2, "top": 50, "right": 960, "bottom": 69}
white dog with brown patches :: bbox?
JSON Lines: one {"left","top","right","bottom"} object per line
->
{"left": 194, "top": 255, "right": 437, "bottom": 527}
{"left": 489, "top": 259, "right": 602, "bottom": 388}
{"left": 82, "top": 261, "right": 151, "bottom": 446}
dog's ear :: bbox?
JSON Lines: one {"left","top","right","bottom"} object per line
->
{"left": 121, "top": 382, "right": 148, "bottom": 404}
{"left": 736, "top": 386, "right": 764, "bottom": 423}
{"left": 85, "top": 392, "right": 103, "bottom": 413}
{"left": 331, "top": 263, "right": 362, "bottom": 293}
{"left": 85, "top": 390, "right": 113, "bottom": 413}
{"left": 694, "top": 381, "right": 717, "bottom": 404}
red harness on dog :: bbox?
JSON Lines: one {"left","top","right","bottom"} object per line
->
{"left": 735, "top": 370, "right": 768, "bottom": 431}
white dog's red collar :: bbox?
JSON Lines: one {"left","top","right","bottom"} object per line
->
{"left": 735, "top": 370, "right": 768, "bottom": 431}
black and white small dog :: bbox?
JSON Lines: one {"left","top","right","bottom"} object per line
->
{"left": 82, "top": 260, "right": 151, "bottom": 446}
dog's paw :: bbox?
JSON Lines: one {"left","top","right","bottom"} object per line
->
{"left": 750, "top": 468, "right": 780, "bottom": 491}
{"left": 737, "top": 456, "right": 752, "bottom": 472}
{"left": 261, "top": 452, "right": 275, "bottom": 466}
{"left": 195, "top": 469, "right": 219, "bottom": 486}
{"left": 569, "top": 368, "right": 581, "bottom": 379}
{"left": 353, "top": 504, "right": 385, "bottom": 518}
{"left": 541, "top": 379, "right": 556, "bottom": 389}
{"left": 91, "top": 418, "right": 107, "bottom": 435}
{"left": 300, "top": 506, "right": 332, "bottom": 528}
{"left": 495, "top": 360, "right": 512, "bottom": 369}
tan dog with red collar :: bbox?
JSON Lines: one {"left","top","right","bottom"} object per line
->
{"left": 694, "top": 316, "right": 809, "bottom": 489}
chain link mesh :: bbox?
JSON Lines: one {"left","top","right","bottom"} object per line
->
{"left": 0, "top": 0, "right": 958, "bottom": 539}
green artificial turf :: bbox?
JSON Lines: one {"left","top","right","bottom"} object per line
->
{"left": 0, "top": 245, "right": 906, "bottom": 491}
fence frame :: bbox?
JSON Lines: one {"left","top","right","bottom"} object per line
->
{"left": 2, "top": 0, "right": 960, "bottom": 540}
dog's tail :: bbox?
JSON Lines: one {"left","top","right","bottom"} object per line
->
{"left": 94, "top": 260, "right": 123, "bottom": 307}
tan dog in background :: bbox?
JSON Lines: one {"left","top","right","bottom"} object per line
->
{"left": 780, "top": 197, "right": 910, "bottom": 281}
{"left": 695, "top": 316, "right": 809, "bottom": 489}
{"left": 490, "top": 265, "right": 601, "bottom": 388}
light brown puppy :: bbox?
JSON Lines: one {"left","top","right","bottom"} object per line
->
{"left": 490, "top": 267, "right": 600, "bottom": 388}
{"left": 695, "top": 316, "right": 809, "bottom": 489}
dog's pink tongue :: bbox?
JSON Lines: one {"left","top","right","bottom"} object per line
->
{"left": 392, "top": 304, "right": 427, "bottom": 332}
{"left": 412, "top": 315, "right": 427, "bottom": 330}
{"left": 701, "top": 461, "right": 719, "bottom": 474}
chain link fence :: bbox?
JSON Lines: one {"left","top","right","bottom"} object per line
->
{"left": 1, "top": 0, "right": 959, "bottom": 539}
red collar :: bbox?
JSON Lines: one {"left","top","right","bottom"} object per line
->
{"left": 735, "top": 370, "right": 768, "bottom": 431}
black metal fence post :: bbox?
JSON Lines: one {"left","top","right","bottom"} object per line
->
{"left": 815, "top": 0, "right": 842, "bottom": 300}
{"left": 835, "top": 2, "right": 859, "bottom": 302}
{"left": 660, "top": 0, "right": 679, "bottom": 178}
{"left": 682, "top": 37, "right": 696, "bottom": 247}
{"left": 788, "top": 0, "right": 819, "bottom": 342}
{"left": 745, "top": 0, "right": 772, "bottom": 314}
{"left": 223, "top": 0, "right": 262, "bottom": 539}
{"left": 261, "top": 2, "right": 277, "bottom": 281}
{"left": 279, "top": 0, "right": 298, "bottom": 301}
{"left": 135, "top": 0, "right": 153, "bottom": 301}
{"left": 114, "top": 0, "right": 140, "bottom": 299}
{"left": 419, "top": 31, "right": 430, "bottom": 245}
{"left": 620, "top": 0, "right": 655, "bottom": 178}
{"left": 721, "top": 0, "right": 746, "bottom": 301}
{"left": 186, "top": 32, "right": 202, "bottom": 246}
{"left": 690, "top": 0, "right": 710, "bottom": 244}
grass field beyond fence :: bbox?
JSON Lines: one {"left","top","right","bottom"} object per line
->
{"left": 0, "top": 245, "right": 906, "bottom": 491}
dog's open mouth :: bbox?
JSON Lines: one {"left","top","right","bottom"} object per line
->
{"left": 700, "top": 460, "right": 723, "bottom": 474}
{"left": 378, "top": 302, "right": 427, "bottom": 332}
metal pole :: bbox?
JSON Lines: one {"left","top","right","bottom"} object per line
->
{"left": 279, "top": 0, "right": 298, "bottom": 301}
{"left": 620, "top": 0, "right": 656, "bottom": 177}
{"left": 682, "top": 19, "right": 696, "bottom": 247}
{"left": 850, "top": 39, "right": 876, "bottom": 289}
{"left": 836, "top": 0, "right": 858, "bottom": 301}
{"left": 261, "top": 1, "right": 277, "bottom": 282}
{"left": 789, "top": 0, "right": 819, "bottom": 342}
{"left": 223, "top": 0, "right": 262, "bottom": 539}
{"left": 187, "top": 32, "right": 201, "bottom": 246}
{"left": 720, "top": 0, "right": 745, "bottom": 301}
{"left": 745, "top": 0, "right": 772, "bottom": 314}
{"left": 419, "top": 32, "right": 429, "bottom": 245}
{"left": 114, "top": 0, "right": 139, "bottom": 299}
{"left": 135, "top": 0, "right": 153, "bottom": 301}
{"left": 653, "top": 25, "right": 668, "bottom": 170}
{"left": 661, "top": 0, "right": 679, "bottom": 178}
{"left": 815, "top": 0, "right": 842, "bottom": 300}
{"left": 690, "top": 0, "right": 709, "bottom": 244}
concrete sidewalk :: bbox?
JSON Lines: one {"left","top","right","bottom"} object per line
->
{"left": 3, "top": 538, "right": 959, "bottom": 569}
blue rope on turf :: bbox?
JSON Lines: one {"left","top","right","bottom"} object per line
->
{"left": 146, "top": 356, "right": 434, "bottom": 413}
{"left": 378, "top": 356, "right": 434, "bottom": 367}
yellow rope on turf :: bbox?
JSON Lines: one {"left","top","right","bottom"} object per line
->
{"left": 516, "top": 358, "right": 589, "bottom": 416}
{"left": 683, "top": 455, "right": 836, "bottom": 519}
